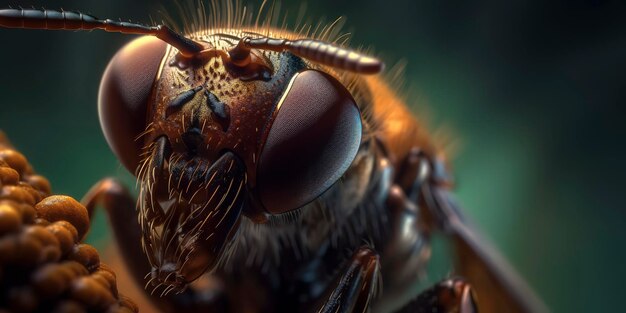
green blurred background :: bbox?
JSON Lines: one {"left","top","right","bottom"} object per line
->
{"left": 1, "top": 0, "right": 624, "bottom": 312}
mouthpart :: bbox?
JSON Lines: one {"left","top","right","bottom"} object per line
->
{"left": 138, "top": 145, "right": 247, "bottom": 293}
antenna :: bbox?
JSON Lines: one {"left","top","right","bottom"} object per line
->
{"left": 0, "top": 8, "right": 385, "bottom": 74}
{"left": 229, "top": 36, "right": 385, "bottom": 75}
{"left": 0, "top": 8, "right": 203, "bottom": 57}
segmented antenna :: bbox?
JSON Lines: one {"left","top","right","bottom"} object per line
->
{"left": 0, "top": 8, "right": 203, "bottom": 56}
{"left": 229, "top": 37, "right": 385, "bottom": 75}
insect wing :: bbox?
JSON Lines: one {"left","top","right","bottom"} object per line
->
{"left": 422, "top": 185, "right": 550, "bottom": 313}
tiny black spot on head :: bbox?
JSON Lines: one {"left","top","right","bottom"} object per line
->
{"left": 166, "top": 86, "right": 202, "bottom": 117}
{"left": 205, "top": 90, "right": 230, "bottom": 131}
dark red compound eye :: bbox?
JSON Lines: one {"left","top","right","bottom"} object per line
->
{"left": 98, "top": 36, "right": 167, "bottom": 174}
{"left": 257, "top": 70, "right": 363, "bottom": 214}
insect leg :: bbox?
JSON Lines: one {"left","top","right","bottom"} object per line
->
{"left": 395, "top": 149, "right": 549, "bottom": 313}
{"left": 81, "top": 178, "right": 147, "bottom": 279}
{"left": 313, "top": 246, "right": 380, "bottom": 313}
{"left": 395, "top": 147, "right": 437, "bottom": 204}
{"left": 392, "top": 278, "right": 477, "bottom": 313}
{"left": 81, "top": 178, "right": 228, "bottom": 313}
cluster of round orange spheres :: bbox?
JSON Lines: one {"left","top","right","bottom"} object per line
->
{"left": 0, "top": 132, "right": 137, "bottom": 313}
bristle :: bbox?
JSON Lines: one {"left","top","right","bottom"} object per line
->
{"left": 157, "top": 0, "right": 351, "bottom": 47}
{"left": 254, "top": 0, "right": 267, "bottom": 29}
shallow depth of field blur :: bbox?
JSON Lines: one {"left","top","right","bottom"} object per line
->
{"left": 1, "top": 0, "right": 624, "bottom": 312}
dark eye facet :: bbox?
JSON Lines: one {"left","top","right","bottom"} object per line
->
{"left": 98, "top": 36, "right": 166, "bottom": 174}
{"left": 257, "top": 70, "right": 362, "bottom": 214}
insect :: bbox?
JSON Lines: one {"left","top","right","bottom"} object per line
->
{"left": 0, "top": 2, "right": 548, "bottom": 313}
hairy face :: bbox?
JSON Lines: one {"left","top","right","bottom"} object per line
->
{"left": 137, "top": 30, "right": 305, "bottom": 294}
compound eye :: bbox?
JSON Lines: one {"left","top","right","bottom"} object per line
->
{"left": 257, "top": 70, "right": 362, "bottom": 214}
{"left": 98, "top": 36, "right": 167, "bottom": 174}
